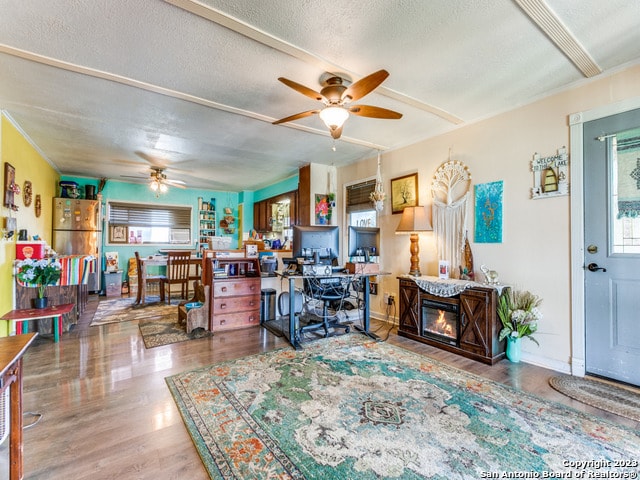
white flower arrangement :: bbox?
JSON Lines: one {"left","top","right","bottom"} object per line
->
{"left": 497, "top": 289, "right": 543, "bottom": 345}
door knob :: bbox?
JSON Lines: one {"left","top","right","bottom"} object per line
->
{"left": 587, "top": 263, "right": 607, "bottom": 272}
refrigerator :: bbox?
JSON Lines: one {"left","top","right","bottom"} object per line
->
{"left": 52, "top": 198, "right": 102, "bottom": 292}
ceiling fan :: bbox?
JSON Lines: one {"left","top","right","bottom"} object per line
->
{"left": 272, "top": 69, "right": 402, "bottom": 139}
{"left": 122, "top": 167, "right": 186, "bottom": 194}
{"left": 149, "top": 167, "right": 186, "bottom": 193}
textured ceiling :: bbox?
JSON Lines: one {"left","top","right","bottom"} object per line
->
{"left": 0, "top": 0, "right": 639, "bottom": 191}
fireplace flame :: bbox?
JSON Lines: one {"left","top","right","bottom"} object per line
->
{"left": 435, "top": 309, "right": 453, "bottom": 336}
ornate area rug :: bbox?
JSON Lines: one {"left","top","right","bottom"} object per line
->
{"left": 90, "top": 296, "right": 174, "bottom": 326}
{"left": 549, "top": 375, "right": 640, "bottom": 422}
{"left": 139, "top": 316, "right": 212, "bottom": 348}
{"left": 166, "top": 334, "right": 640, "bottom": 480}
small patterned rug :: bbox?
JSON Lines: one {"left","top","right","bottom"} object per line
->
{"left": 166, "top": 334, "right": 640, "bottom": 479}
{"left": 139, "top": 316, "right": 212, "bottom": 348}
{"left": 90, "top": 296, "right": 174, "bottom": 326}
{"left": 549, "top": 375, "right": 640, "bottom": 422}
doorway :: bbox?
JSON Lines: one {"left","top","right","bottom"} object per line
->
{"left": 570, "top": 100, "right": 640, "bottom": 387}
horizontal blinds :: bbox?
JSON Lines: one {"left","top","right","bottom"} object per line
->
{"left": 346, "top": 179, "right": 376, "bottom": 213}
{"left": 109, "top": 202, "right": 191, "bottom": 228}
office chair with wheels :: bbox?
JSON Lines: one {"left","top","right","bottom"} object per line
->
{"left": 299, "top": 275, "right": 351, "bottom": 338}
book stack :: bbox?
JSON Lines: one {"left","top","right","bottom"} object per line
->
{"left": 213, "top": 267, "right": 228, "bottom": 278}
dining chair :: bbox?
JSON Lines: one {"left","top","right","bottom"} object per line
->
{"left": 134, "top": 251, "right": 167, "bottom": 304}
{"left": 164, "top": 251, "right": 192, "bottom": 304}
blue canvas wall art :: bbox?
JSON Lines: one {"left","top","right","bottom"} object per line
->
{"left": 474, "top": 181, "right": 503, "bottom": 243}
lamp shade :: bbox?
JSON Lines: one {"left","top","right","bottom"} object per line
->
{"left": 319, "top": 106, "right": 349, "bottom": 130}
{"left": 395, "top": 206, "right": 432, "bottom": 233}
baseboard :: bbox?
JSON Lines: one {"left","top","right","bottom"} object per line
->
{"left": 519, "top": 351, "right": 571, "bottom": 374}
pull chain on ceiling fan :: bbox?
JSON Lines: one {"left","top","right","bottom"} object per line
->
{"left": 273, "top": 69, "right": 402, "bottom": 139}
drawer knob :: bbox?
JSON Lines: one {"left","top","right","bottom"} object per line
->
{"left": 221, "top": 286, "right": 227, "bottom": 292}
{"left": 220, "top": 303, "right": 226, "bottom": 309}
{"left": 249, "top": 316, "right": 255, "bottom": 322}
{"left": 220, "top": 319, "right": 226, "bottom": 325}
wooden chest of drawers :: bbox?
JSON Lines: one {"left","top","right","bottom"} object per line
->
{"left": 210, "top": 277, "right": 261, "bottom": 331}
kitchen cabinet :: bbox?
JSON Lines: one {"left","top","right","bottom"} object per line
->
{"left": 253, "top": 190, "right": 298, "bottom": 232}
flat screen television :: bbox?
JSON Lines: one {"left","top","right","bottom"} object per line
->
{"left": 348, "top": 226, "right": 380, "bottom": 261}
{"left": 292, "top": 225, "right": 339, "bottom": 265}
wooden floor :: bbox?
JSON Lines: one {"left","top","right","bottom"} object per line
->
{"left": 1, "top": 294, "right": 638, "bottom": 479}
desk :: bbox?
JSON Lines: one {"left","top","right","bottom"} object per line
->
{"left": 0, "top": 332, "right": 37, "bottom": 480}
{"left": 1, "top": 304, "right": 75, "bottom": 342}
{"left": 275, "top": 271, "right": 383, "bottom": 349}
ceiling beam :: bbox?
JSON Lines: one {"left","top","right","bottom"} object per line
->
{"left": 514, "top": 0, "right": 602, "bottom": 78}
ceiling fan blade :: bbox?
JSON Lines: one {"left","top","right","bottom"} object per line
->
{"left": 272, "top": 109, "right": 321, "bottom": 125}
{"left": 278, "top": 78, "right": 326, "bottom": 102}
{"left": 348, "top": 104, "right": 403, "bottom": 119}
{"left": 135, "top": 151, "right": 169, "bottom": 168}
{"left": 330, "top": 125, "right": 343, "bottom": 139}
{"left": 341, "top": 69, "right": 389, "bottom": 103}
{"left": 165, "top": 181, "right": 187, "bottom": 189}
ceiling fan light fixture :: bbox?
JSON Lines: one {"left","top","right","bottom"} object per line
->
{"left": 150, "top": 180, "right": 159, "bottom": 191}
{"left": 319, "top": 106, "right": 349, "bottom": 130}
{"left": 159, "top": 182, "right": 168, "bottom": 193}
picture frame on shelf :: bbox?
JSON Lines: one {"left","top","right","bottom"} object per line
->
{"left": 391, "top": 172, "right": 419, "bottom": 214}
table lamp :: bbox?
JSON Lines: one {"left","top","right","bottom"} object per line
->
{"left": 395, "top": 205, "right": 432, "bottom": 276}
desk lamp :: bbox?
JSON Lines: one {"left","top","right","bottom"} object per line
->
{"left": 395, "top": 205, "right": 432, "bottom": 276}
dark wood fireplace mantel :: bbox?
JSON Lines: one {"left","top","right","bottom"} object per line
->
{"left": 398, "top": 277, "right": 506, "bottom": 364}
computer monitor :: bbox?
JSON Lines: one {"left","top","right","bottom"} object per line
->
{"left": 348, "top": 226, "right": 380, "bottom": 262}
{"left": 292, "top": 225, "right": 339, "bottom": 265}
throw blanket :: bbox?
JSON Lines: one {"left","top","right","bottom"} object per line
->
{"left": 412, "top": 275, "right": 480, "bottom": 297}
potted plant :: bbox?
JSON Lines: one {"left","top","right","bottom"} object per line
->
{"left": 16, "top": 258, "right": 63, "bottom": 309}
{"left": 497, "top": 288, "right": 542, "bottom": 362}
{"left": 369, "top": 189, "right": 385, "bottom": 212}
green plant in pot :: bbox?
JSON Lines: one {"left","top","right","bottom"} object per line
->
{"left": 16, "top": 258, "right": 63, "bottom": 308}
{"left": 497, "top": 288, "right": 542, "bottom": 362}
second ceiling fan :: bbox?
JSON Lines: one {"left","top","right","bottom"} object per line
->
{"left": 272, "top": 69, "right": 402, "bottom": 139}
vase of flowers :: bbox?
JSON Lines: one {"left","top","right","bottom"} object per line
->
{"left": 497, "top": 288, "right": 542, "bottom": 362}
{"left": 16, "top": 258, "right": 63, "bottom": 309}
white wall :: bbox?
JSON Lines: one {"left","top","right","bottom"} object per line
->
{"left": 337, "top": 63, "right": 640, "bottom": 372}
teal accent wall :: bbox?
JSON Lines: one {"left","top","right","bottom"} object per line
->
{"left": 61, "top": 175, "right": 238, "bottom": 279}
{"left": 253, "top": 175, "right": 298, "bottom": 202}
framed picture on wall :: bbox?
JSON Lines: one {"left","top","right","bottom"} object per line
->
{"left": 391, "top": 173, "right": 419, "bottom": 214}
{"left": 110, "top": 225, "right": 128, "bottom": 243}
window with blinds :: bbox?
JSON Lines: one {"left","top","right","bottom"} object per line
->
{"left": 107, "top": 201, "right": 192, "bottom": 245}
{"left": 346, "top": 179, "right": 377, "bottom": 227}
{"left": 346, "top": 179, "right": 376, "bottom": 213}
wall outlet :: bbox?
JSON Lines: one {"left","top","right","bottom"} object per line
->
{"left": 383, "top": 292, "right": 395, "bottom": 305}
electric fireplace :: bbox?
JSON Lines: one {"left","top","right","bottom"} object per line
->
{"left": 421, "top": 297, "right": 459, "bottom": 346}
{"left": 397, "top": 278, "right": 506, "bottom": 364}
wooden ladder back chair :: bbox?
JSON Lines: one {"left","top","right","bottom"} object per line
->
{"left": 164, "top": 251, "right": 192, "bottom": 304}
{"left": 134, "top": 251, "right": 167, "bottom": 304}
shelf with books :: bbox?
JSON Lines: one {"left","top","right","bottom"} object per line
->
{"left": 198, "top": 196, "right": 217, "bottom": 250}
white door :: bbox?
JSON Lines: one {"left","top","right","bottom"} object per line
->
{"left": 583, "top": 108, "right": 640, "bottom": 386}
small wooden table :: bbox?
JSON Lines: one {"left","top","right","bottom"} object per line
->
{"left": 0, "top": 303, "right": 75, "bottom": 342}
{"left": 0, "top": 332, "right": 38, "bottom": 480}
